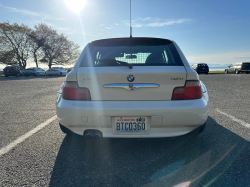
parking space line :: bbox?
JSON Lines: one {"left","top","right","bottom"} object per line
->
{"left": 216, "top": 108, "right": 250, "bottom": 128}
{"left": 0, "top": 115, "right": 57, "bottom": 157}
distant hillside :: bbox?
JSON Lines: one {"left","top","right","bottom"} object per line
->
{"left": 207, "top": 64, "right": 230, "bottom": 67}
{"left": 189, "top": 63, "right": 230, "bottom": 67}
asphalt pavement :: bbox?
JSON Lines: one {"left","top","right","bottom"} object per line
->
{"left": 0, "top": 74, "right": 250, "bottom": 187}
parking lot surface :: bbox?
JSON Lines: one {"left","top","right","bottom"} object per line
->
{"left": 0, "top": 74, "right": 250, "bottom": 187}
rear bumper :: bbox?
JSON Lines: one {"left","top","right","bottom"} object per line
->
{"left": 56, "top": 96, "right": 209, "bottom": 137}
{"left": 197, "top": 69, "right": 209, "bottom": 73}
{"left": 4, "top": 72, "right": 19, "bottom": 75}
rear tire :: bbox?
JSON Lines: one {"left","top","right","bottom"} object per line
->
{"left": 193, "top": 123, "right": 206, "bottom": 136}
{"left": 235, "top": 69, "right": 239, "bottom": 74}
{"left": 5, "top": 75, "right": 9, "bottom": 77}
{"left": 225, "top": 70, "right": 228, "bottom": 74}
{"left": 59, "top": 124, "right": 72, "bottom": 135}
{"left": 60, "top": 72, "right": 62, "bottom": 76}
{"left": 246, "top": 72, "right": 249, "bottom": 74}
{"left": 16, "top": 72, "right": 20, "bottom": 77}
{"left": 198, "top": 123, "right": 206, "bottom": 134}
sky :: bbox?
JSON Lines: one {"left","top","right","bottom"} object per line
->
{"left": 1, "top": 0, "right": 250, "bottom": 68}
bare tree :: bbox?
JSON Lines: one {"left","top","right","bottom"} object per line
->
{"left": 35, "top": 23, "right": 80, "bottom": 69}
{"left": 0, "top": 22, "right": 80, "bottom": 69}
{"left": 28, "top": 31, "right": 45, "bottom": 67}
{"left": 0, "top": 22, "right": 31, "bottom": 68}
{"left": 0, "top": 50, "right": 16, "bottom": 65}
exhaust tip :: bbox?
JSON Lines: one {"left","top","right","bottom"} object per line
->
{"left": 83, "top": 130, "right": 103, "bottom": 139}
{"left": 94, "top": 130, "right": 103, "bottom": 138}
{"left": 84, "top": 130, "right": 93, "bottom": 140}
{"left": 84, "top": 133, "right": 93, "bottom": 140}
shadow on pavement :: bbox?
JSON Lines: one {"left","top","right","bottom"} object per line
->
{"left": 49, "top": 117, "right": 250, "bottom": 187}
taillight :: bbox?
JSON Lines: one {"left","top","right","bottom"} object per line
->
{"left": 62, "top": 81, "right": 91, "bottom": 100}
{"left": 172, "top": 80, "right": 202, "bottom": 100}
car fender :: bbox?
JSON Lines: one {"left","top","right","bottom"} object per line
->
{"left": 200, "top": 80, "right": 209, "bottom": 103}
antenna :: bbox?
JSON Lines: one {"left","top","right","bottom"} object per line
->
{"left": 130, "top": 0, "right": 132, "bottom": 38}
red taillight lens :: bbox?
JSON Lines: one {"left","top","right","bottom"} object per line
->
{"left": 172, "top": 80, "right": 202, "bottom": 100}
{"left": 62, "top": 81, "right": 91, "bottom": 100}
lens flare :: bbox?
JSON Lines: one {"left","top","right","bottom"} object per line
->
{"left": 65, "top": 0, "right": 86, "bottom": 12}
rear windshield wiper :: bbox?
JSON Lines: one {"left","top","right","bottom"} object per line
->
{"left": 97, "top": 59, "right": 133, "bottom": 69}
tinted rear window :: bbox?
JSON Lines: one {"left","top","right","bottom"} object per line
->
{"left": 242, "top": 63, "right": 250, "bottom": 68}
{"left": 198, "top": 64, "right": 208, "bottom": 67}
{"left": 80, "top": 38, "right": 183, "bottom": 67}
{"left": 5, "top": 67, "right": 15, "bottom": 69}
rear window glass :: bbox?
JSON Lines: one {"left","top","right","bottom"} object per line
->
{"left": 198, "top": 64, "right": 208, "bottom": 67}
{"left": 5, "top": 67, "right": 15, "bottom": 69}
{"left": 80, "top": 39, "right": 183, "bottom": 67}
{"left": 242, "top": 63, "right": 250, "bottom": 68}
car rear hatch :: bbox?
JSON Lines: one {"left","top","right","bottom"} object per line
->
{"left": 76, "top": 38, "right": 187, "bottom": 101}
{"left": 4, "top": 67, "right": 16, "bottom": 73}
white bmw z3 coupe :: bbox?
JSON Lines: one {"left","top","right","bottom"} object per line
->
{"left": 56, "top": 37, "right": 209, "bottom": 138}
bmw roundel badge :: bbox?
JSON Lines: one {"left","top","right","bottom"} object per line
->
{"left": 127, "top": 75, "right": 135, "bottom": 82}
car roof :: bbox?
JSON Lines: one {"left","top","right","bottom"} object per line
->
{"left": 89, "top": 37, "right": 173, "bottom": 47}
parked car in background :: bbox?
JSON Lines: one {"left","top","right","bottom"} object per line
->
{"left": 47, "top": 67, "right": 67, "bottom": 76}
{"left": 65, "top": 67, "right": 73, "bottom": 73}
{"left": 225, "top": 62, "right": 250, "bottom": 74}
{"left": 56, "top": 37, "right": 209, "bottom": 139}
{"left": 191, "top": 63, "right": 209, "bottom": 74}
{"left": 3, "top": 66, "right": 25, "bottom": 77}
{"left": 24, "top": 67, "right": 46, "bottom": 77}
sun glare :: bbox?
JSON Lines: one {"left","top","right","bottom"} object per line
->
{"left": 65, "top": 0, "right": 86, "bottom": 12}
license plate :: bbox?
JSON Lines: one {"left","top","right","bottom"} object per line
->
{"left": 114, "top": 117, "right": 148, "bottom": 133}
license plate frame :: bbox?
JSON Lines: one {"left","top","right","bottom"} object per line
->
{"left": 113, "top": 117, "right": 150, "bottom": 135}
